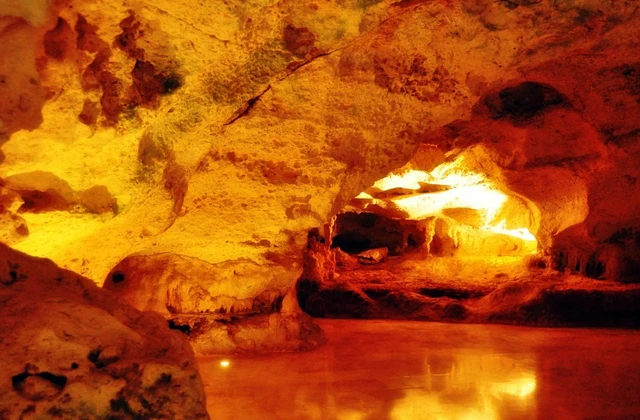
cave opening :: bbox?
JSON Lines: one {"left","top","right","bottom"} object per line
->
{"left": 341, "top": 147, "right": 539, "bottom": 258}
{"left": 331, "top": 148, "right": 539, "bottom": 265}
{"left": 331, "top": 212, "right": 427, "bottom": 257}
{"left": 297, "top": 140, "right": 640, "bottom": 325}
{"left": 297, "top": 144, "right": 552, "bottom": 322}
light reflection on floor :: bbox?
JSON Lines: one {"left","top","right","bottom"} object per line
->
{"left": 198, "top": 320, "right": 640, "bottom": 420}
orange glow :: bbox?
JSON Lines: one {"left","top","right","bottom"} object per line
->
{"left": 356, "top": 153, "right": 539, "bottom": 253}
{"left": 389, "top": 354, "right": 537, "bottom": 420}
{"left": 492, "top": 376, "right": 537, "bottom": 398}
{"left": 390, "top": 184, "right": 506, "bottom": 220}
{"left": 371, "top": 169, "right": 434, "bottom": 191}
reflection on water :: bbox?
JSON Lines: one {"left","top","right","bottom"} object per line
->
{"left": 199, "top": 320, "right": 640, "bottom": 420}
{"left": 389, "top": 353, "right": 536, "bottom": 420}
{"left": 285, "top": 352, "right": 536, "bottom": 420}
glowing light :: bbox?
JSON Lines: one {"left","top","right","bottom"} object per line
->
{"left": 355, "top": 152, "right": 540, "bottom": 253}
{"left": 493, "top": 376, "right": 537, "bottom": 398}
{"left": 391, "top": 184, "right": 506, "bottom": 220}
{"left": 388, "top": 352, "right": 537, "bottom": 420}
{"left": 429, "top": 157, "right": 486, "bottom": 187}
{"left": 354, "top": 192, "right": 373, "bottom": 199}
{"left": 486, "top": 220, "right": 537, "bottom": 241}
{"left": 220, "top": 360, "right": 231, "bottom": 368}
{"left": 371, "top": 169, "right": 432, "bottom": 191}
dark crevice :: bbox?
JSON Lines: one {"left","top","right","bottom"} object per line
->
{"left": 37, "top": 372, "right": 68, "bottom": 388}
{"left": 87, "top": 347, "right": 104, "bottom": 368}
{"left": 109, "top": 397, "right": 134, "bottom": 415}
{"left": 418, "top": 288, "right": 488, "bottom": 300}
{"left": 481, "top": 81, "right": 568, "bottom": 120}
{"left": 224, "top": 85, "right": 272, "bottom": 126}
{"left": 111, "top": 271, "right": 125, "bottom": 284}
{"left": 223, "top": 48, "right": 340, "bottom": 127}
{"left": 168, "top": 319, "right": 191, "bottom": 335}
{"left": 11, "top": 372, "right": 29, "bottom": 390}
{"left": 12, "top": 370, "right": 68, "bottom": 392}
{"left": 283, "top": 50, "right": 333, "bottom": 75}
{"left": 362, "top": 288, "right": 390, "bottom": 299}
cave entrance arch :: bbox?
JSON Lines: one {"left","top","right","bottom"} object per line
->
{"left": 296, "top": 145, "right": 544, "bottom": 321}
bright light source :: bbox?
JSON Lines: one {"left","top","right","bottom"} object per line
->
{"left": 372, "top": 169, "right": 432, "bottom": 191}
{"left": 391, "top": 184, "right": 506, "bottom": 220}
{"left": 494, "top": 376, "right": 537, "bottom": 398}
{"left": 487, "top": 220, "right": 537, "bottom": 241}
{"left": 356, "top": 152, "right": 539, "bottom": 252}
{"left": 355, "top": 192, "right": 373, "bottom": 199}
{"left": 220, "top": 360, "right": 231, "bottom": 368}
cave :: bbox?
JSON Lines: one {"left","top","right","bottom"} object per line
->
{"left": 2, "top": 1, "right": 640, "bottom": 419}
{"left": 297, "top": 138, "right": 640, "bottom": 325}
{"left": 331, "top": 212, "right": 428, "bottom": 256}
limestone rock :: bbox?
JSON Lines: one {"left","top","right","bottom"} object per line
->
{"left": 78, "top": 185, "right": 117, "bottom": 214}
{"left": 297, "top": 241, "right": 640, "bottom": 326}
{"left": 1, "top": 172, "right": 116, "bottom": 214}
{"left": 2, "top": 171, "right": 76, "bottom": 212}
{"left": 0, "top": 187, "right": 28, "bottom": 245}
{"left": 0, "top": 244, "right": 209, "bottom": 419}
{"left": 0, "top": 211, "right": 28, "bottom": 245}
{"left": 552, "top": 225, "right": 640, "bottom": 283}
{"left": 1, "top": 0, "right": 640, "bottom": 350}
{"left": 357, "top": 247, "right": 389, "bottom": 265}
{"left": 104, "top": 252, "right": 294, "bottom": 316}
{"left": 104, "top": 252, "right": 325, "bottom": 354}
{"left": 0, "top": 18, "right": 46, "bottom": 141}
{"left": 334, "top": 247, "right": 359, "bottom": 268}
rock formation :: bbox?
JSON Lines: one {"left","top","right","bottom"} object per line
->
{"left": 0, "top": 243, "right": 209, "bottom": 419}
{"left": 103, "top": 252, "right": 325, "bottom": 354}
{"left": 1, "top": 0, "right": 640, "bottom": 351}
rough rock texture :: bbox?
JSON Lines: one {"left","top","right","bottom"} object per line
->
{"left": 297, "top": 242, "right": 640, "bottom": 327}
{"left": 0, "top": 244, "right": 209, "bottom": 419}
{"left": 103, "top": 253, "right": 325, "bottom": 354}
{"left": 1, "top": 1, "right": 640, "bottom": 351}
{"left": 0, "top": 171, "right": 117, "bottom": 214}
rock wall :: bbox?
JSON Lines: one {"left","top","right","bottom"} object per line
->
{"left": 1, "top": 0, "right": 640, "bottom": 352}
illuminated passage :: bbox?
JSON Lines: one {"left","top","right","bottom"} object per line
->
{"left": 346, "top": 148, "right": 540, "bottom": 258}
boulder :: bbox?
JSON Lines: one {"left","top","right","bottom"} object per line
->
{"left": 103, "top": 252, "right": 325, "bottom": 354}
{"left": 0, "top": 244, "right": 209, "bottom": 419}
{"left": 357, "top": 247, "right": 389, "bottom": 265}
{"left": 1, "top": 172, "right": 116, "bottom": 214}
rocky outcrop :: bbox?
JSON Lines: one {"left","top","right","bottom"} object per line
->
{"left": 104, "top": 252, "right": 325, "bottom": 354}
{"left": 0, "top": 187, "right": 28, "bottom": 245}
{"left": 0, "top": 244, "right": 209, "bottom": 419}
{"left": 297, "top": 240, "right": 640, "bottom": 327}
{"left": 0, "top": 172, "right": 117, "bottom": 247}
{"left": 1, "top": 171, "right": 117, "bottom": 214}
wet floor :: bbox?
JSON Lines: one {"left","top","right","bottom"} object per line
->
{"left": 198, "top": 320, "right": 640, "bottom": 420}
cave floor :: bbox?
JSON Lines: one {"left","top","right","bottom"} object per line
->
{"left": 198, "top": 319, "right": 640, "bottom": 420}
{"left": 335, "top": 255, "right": 536, "bottom": 299}
{"left": 339, "top": 254, "right": 535, "bottom": 285}
{"left": 300, "top": 255, "right": 640, "bottom": 326}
